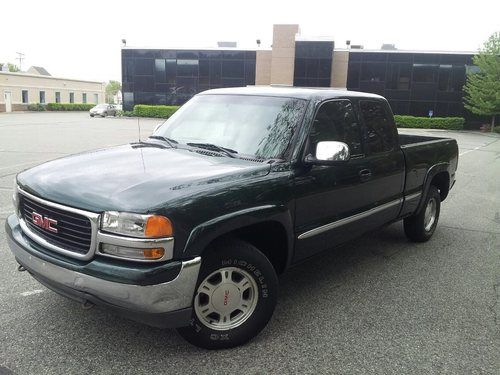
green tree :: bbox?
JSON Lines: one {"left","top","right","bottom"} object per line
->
{"left": 0, "top": 62, "right": 20, "bottom": 72}
{"left": 464, "top": 32, "right": 500, "bottom": 132}
{"left": 105, "top": 80, "right": 122, "bottom": 104}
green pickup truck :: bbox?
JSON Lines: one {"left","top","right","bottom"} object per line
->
{"left": 6, "top": 87, "right": 458, "bottom": 349}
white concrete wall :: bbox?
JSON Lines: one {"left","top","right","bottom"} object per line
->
{"left": 0, "top": 71, "right": 105, "bottom": 111}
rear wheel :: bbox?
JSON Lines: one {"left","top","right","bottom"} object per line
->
{"left": 404, "top": 185, "right": 441, "bottom": 242}
{"left": 177, "top": 239, "right": 278, "bottom": 349}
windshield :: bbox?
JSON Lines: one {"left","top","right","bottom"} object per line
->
{"left": 95, "top": 104, "right": 108, "bottom": 108}
{"left": 154, "top": 95, "right": 307, "bottom": 159}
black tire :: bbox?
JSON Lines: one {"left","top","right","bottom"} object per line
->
{"left": 404, "top": 185, "right": 441, "bottom": 242}
{"left": 177, "top": 239, "right": 278, "bottom": 349}
{"left": 90, "top": 114, "right": 94, "bottom": 117}
{"left": 102, "top": 112, "right": 107, "bottom": 118}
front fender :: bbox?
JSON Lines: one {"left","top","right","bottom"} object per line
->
{"left": 182, "top": 204, "right": 294, "bottom": 267}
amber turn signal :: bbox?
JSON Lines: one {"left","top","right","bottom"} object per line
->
{"left": 144, "top": 215, "right": 173, "bottom": 237}
{"left": 143, "top": 248, "right": 165, "bottom": 260}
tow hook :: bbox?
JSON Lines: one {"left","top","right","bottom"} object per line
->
{"left": 82, "top": 300, "right": 95, "bottom": 310}
{"left": 17, "top": 264, "right": 26, "bottom": 272}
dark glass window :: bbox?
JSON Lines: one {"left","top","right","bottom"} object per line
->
{"left": 244, "top": 60, "right": 256, "bottom": 85}
{"left": 199, "top": 60, "right": 210, "bottom": 84}
{"left": 310, "top": 100, "right": 362, "bottom": 156}
{"left": 306, "top": 59, "right": 319, "bottom": 77}
{"left": 387, "top": 64, "right": 410, "bottom": 89}
{"left": 166, "top": 59, "right": 176, "bottom": 84}
{"left": 135, "top": 59, "right": 154, "bottom": 75}
{"left": 82, "top": 93, "right": 87, "bottom": 104}
{"left": 295, "top": 58, "right": 306, "bottom": 77}
{"left": 155, "top": 59, "right": 166, "bottom": 83}
{"left": 69, "top": 92, "right": 74, "bottom": 103}
{"left": 22, "top": 90, "right": 28, "bottom": 104}
{"left": 177, "top": 59, "right": 199, "bottom": 77}
{"left": 222, "top": 60, "right": 244, "bottom": 78}
{"left": 209, "top": 60, "right": 222, "bottom": 84}
{"left": 122, "top": 48, "right": 258, "bottom": 108}
{"left": 123, "top": 59, "right": 134, "bottom": 82}
{"left": 177, "top": 51, "right": 198, "bottom": 59}
{"left": 39, "top": 91, "right": 45, "bottom": 104}
{"left": 318, "top": 59, "right": 331, "bottom": 79}
{"left": 347, "top": 63, "right": 360, "bottom": 88}
{"left": 412, "top": 64, "right": 437, "bottom": 83}
{"left": 438, "top": 65, "right": 452, "bottom": 91}
{"left": 361, "top": 63, "right": 386, "bottom": 81}
{"left": 294, "top": 41, "right": 333, "bottom": 87}
{"left": 223, "top": 51, "right": 245, "bottom": 60}
{"left": 451, "top": 66, "right": 466, "bottom": 91}
{"left": 362, "top": 53, "right": 387, "bottom": 62}
{"left": 123, "top": 92, "right": 134, "bottom": 109}
{"left": 55, "top": 92, "right": 61, "bottom": 103}
{"left": 359, "top": 101, "right": 395, "bottom": 154}
{"left": 134, "top": 76, "right": 155, "bottom": 91}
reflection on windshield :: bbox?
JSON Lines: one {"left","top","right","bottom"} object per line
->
{"left": 155, "top": 95, "right": 307, "bottom": 159}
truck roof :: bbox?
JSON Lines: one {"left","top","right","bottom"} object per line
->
{"left": 198, "top": 86, "right": 385, "bottom": 101}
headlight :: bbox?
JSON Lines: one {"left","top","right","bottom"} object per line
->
{"left": 101, "top": 211, "right": 173, "bottom": 238}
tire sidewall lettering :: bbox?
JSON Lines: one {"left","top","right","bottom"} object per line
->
{"left": 221, "top": 259, "right": 269, "bottom": 298}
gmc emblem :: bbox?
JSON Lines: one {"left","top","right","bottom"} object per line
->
{"left": 31, "top": 212, "right": 58, "bottom": 233}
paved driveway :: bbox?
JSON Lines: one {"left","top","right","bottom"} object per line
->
{"left": 0, "top": 112, "right": 499, "bottom": 374}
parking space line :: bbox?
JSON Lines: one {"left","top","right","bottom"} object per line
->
{"left": 20, "top": 290, "right": 44, "bottom": 297}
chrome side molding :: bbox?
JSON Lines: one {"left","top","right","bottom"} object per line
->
{"left": 298, "top": 198, "right": 402, "bottom": 240}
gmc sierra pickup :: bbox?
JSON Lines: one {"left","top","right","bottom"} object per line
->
{"left": 6, "top": 87, "right": 458, "bottom": 349}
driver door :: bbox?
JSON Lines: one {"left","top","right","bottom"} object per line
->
{"left": 293, "top": 99, "right": 374, "bottom": 262}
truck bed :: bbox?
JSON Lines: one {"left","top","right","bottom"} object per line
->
{"left": 398, "top": 133, "right": 459, "bottom": 199}
{"left": 398, "top": 133, "right": 448, "bottom": 146}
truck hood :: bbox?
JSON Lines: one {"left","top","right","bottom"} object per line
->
{"left": 17, "top": 143, "right": 271, "bottom": 212}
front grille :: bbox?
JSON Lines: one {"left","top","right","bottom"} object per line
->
{"left": 19, "top": 194, "right": 92, "bottom": 254}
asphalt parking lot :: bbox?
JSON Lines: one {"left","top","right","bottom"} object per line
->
{"left": 0, "top": 112, "right": 499, "bottom": 374}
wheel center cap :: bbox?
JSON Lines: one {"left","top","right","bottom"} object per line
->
{"left": 212, "top": 283, "right": 241, "bottom": 313}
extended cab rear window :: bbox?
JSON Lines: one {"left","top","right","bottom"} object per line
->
{"left": 359, "top": 101, "right": 395, "bottom": 154}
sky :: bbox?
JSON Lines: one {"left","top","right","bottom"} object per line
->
{"left": 1, "top": 0, "right": 499, "bottom": 83}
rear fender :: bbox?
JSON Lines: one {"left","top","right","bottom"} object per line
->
{"left": 416, "top": 163, "right": 450, "bottom": 213}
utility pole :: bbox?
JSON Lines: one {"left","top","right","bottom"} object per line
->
{"left": 16, "top": 52, "right": 25, "bottom": 71}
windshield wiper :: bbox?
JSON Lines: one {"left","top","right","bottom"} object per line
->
{"left": 187, "top": 143, "right": 238, "bottom": 158}
{"left": 148, "top": 135, "right": 178, "bottom": 148}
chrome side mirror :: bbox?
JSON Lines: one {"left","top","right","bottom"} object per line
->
{"left": 306, "top": 141, "right": 350, "bottom": 164}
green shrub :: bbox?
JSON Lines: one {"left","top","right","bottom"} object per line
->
{"left": 394, "top": 115, "right": 465, "bottom": 130}
{"left": 46, "top": 103, "right": 94, "bottom": 111}
{"left": 494, "top": 126, "right": 500, "bottom": 134}
{"left": 27, "top": 103, "right": 46, "bottom": 111}
{"left": 116, "top": 110, "right": 134, "bottom": 117}
{"left": 133, "top": 105, "right": 179, "bottom": 119}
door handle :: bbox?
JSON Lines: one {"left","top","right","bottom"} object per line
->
{"left": 358, "top": 169, "right": 372, "bottom": 181}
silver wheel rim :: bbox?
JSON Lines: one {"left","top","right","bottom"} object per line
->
{"left": 194, "top": 267, "right": 258, "bottom": 331}
{"left": 424, "top": 197, "right": 437, "bottom": 232}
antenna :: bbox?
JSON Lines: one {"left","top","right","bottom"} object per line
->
{"left": 137, "top": 117, "right": 142, "bottom": 142}
{"left": 16, "top": 52, "right": 25, "bottom": 71}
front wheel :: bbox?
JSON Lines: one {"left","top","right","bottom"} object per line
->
{"left": 177, "top": 239, "right": 278, "bottom": 349}
{"left": 404, "top": 185, "right": 441, "bottom": 242}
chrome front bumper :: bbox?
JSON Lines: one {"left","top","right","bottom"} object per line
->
{"left": 6, "top": 214, "right": 201, "bottom": 327}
